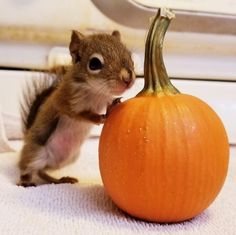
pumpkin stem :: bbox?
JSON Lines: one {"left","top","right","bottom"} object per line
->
{"left": 138, "top": 8, "right": 180, "bottom": 96}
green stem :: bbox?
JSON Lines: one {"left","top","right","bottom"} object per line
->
{"left": 138, "top": 8, "right": 180, "bottom": 96}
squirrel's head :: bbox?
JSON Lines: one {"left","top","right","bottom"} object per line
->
{"left": 69, "top": 30, "right": 135, "bottom": 96}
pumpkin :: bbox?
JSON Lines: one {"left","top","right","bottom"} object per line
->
{"left": 99, "top": 8, "right": 229, "bottom": 223}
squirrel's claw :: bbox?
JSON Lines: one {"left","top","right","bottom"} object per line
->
{"left": 106, "top": 97, "right": 122, "bottom": 117}
{"left": 112, "top": 97, "right": 122, "bottom": 105}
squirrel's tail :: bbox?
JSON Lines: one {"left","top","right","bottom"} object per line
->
{"left": 21, "top": 66, "right": 67, "bottom": 134}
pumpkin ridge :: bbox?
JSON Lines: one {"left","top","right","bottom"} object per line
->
{"left": 167, "top": 95, "right": 190, "bottom": 218}
{"left": 173, "top": 96, "right": 209, "bottom": 216}
{"left": 174, "top": 95, "right": 205, "bottom": 217}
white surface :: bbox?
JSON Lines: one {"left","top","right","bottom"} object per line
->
{"left": 0, "top": 42, "right": 52, "bottom": 70}
{"left": 0, "top": 139, "right": 235, "bottom": 235}
{"left": 134, "top": 52, "right": 236, "bottom": 80}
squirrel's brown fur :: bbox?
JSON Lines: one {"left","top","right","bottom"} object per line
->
{"left": 18, "top": 30, "right": 135, "bottom": 187}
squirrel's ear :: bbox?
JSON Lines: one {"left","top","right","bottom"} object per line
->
{"left": 112, "top": 30, "right": 121, "bottom": 41}
{"left": 70, "top": 30, "right": 84, "bottom": 51}
{"left": 69, "top": 30, "right": 84, "bottom": 63}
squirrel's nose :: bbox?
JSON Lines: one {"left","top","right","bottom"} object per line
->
{"left": 120, "top": 68, "right": 135, "bottom": 87}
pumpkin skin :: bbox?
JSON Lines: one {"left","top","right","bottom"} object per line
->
{"left": 99, "top": 8, "right": 229, "bottom": 223}
{"left": 99, "top": 94, "right": 229, "bottom": 222}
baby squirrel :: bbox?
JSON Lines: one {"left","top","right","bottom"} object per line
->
{"left": 18, "top": 30, "right": 135, "bottom": 187}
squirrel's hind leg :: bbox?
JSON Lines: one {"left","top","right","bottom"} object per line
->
{"left": 17, "top": 144, "right": 47, "bottom": 187}
{"left": 17, "top": 173, "right": 36, "bottom": 187}
{"left": 17, "top": 170, "right": 78, "bottom": 187}
{"left": 38, "top": 170, "right": 78, "bottom": 184}
{"left": 18, "top": 143, "right": 78, "bottom": 186}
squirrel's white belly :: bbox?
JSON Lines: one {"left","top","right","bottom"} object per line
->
{"left": 45, "top": 116, "right": 92, "bottom": 169}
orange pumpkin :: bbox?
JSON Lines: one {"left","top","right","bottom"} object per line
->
{"left": 99, "top": 8, "right": 229, "bottom": 223}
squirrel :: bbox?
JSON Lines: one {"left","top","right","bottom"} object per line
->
{"left": 18, "top": 30, "right": 135, "bottom": 187}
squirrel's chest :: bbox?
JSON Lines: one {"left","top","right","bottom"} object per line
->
{"left": 46, "top": 116, "right": 92, "bottom": 168}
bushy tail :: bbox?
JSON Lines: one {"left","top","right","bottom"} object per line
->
{"left": 21, "top": 66, "right": 67, "bottom": 134}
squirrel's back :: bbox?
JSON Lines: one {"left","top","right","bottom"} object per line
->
{"left": 21, "top": 67, "right": 66, "bottom": 133}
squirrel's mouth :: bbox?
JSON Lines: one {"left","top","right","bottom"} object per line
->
{"left": 111, "top": 87, "right": 126, "bottom": 95}
{"left": 110, "top": 79, "right": 134, "bottom": 95}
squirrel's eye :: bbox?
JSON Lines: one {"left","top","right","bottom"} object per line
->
{"left": 87, "top": 53, "right": 104, "bottom": 74}
{"left": 89, "top": 58, "right": 102, "bottom": 70}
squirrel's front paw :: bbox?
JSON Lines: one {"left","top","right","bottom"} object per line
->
{"left": 106, "top": 97, "right": 122, "bottom": 117}
{"left": 100, "top": 114, "right": 107, "bottom": 124}
{"left": 112, "top": 97, "right": 122, "bottom": 106}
